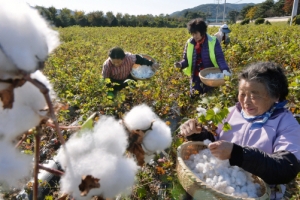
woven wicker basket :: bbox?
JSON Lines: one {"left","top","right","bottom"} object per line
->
{"left": 131, "top": 54, "right": 157, "bottom": 80}
{"left": 199, "top": 67, "right": 225, "bottom": 87}
{"left": 177, "top": 141, "right": 271, "bottom": 200}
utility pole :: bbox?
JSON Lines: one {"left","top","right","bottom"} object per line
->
{"left": 222, "top": 0, "right": 226, "bottom": 23}
{"left": 215, "top": 0, "right": 221, "bottom": 23}
{"left": 290, "top": 0, "right": 299, "bottom": 25}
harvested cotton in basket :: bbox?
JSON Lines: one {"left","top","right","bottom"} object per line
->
{"left": 131, "top": 65, "right": 154, "bottom": 79}
{"left": 185, "top": 145, "right": 262, "bottom": 198}
{"left": 205, "top": 70, "right": 231, "bottom": 79}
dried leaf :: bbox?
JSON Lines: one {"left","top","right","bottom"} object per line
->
{"left": 0, "top": 85, "right": 14, "bottom": 109}
{"left": 156, "top": 166, "right": 165, "bottom": 175}
{"left": 127, "top": 129, "right": 146, "bottom": 166}
{"left": 78, "top": 175, "right": 100, "bottom": 196}
{"left": 57, "top": 193, "right": 69, "bottom": 200}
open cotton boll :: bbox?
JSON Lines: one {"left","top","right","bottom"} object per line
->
{"left": 0, "top": 71, "right": 55, "bottom": 141}
{"left": 123, "top": 104, "right": 158, "bottom": 130}
{"left": 93, "top": 116, "right": 129, "bottom": 156}
{"left": 142, "top": 120, "right": 172, "bottom": 153}
{"left": 0, "top": 103, "right": 42, "bottom": 141}
{"left": 0, "top": 141, "right": 32, "bottom": 188}
{"left": 59, "top": 149, "right": 139, "bottom": 200}
{"left": 56, "top": 131, "right": 94, "bottom": 169}
{"left": 57, "top": 116, "right": 129, "bottom": 168}
{"left": 14, "top": 70, "right": 55, "bottom": 116}
{"left": 0, "top": 1, "right": 60, "bottom": 79}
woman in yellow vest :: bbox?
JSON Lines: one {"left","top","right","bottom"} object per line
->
{"left": 174, "top": 18, "right": 230, "bottom": 97}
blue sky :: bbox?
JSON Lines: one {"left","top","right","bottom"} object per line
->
{"left": 22, "top": 0, "right": 265, "bottom": 16}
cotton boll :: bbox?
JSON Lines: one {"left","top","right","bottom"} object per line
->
{"left": 123, "top": 104, "right": 158, "bottom": 131}
{"left": 0, "top": 104, "right": 42, "bottom": 141}
{"left": 93, "top": 116, "right": 129, "bottom": 156}
{"left": 142, "top": 120, "right": 172, "bottom": 153}
{"left": 14, "top": 71, "right": 54, "bottom": 117}
{"left": 0, "top": 141, "right": 32, "bottom": 188}
{"left": 60, "top": 149, "right": 139, "bottom": 199}
{"left": 0, "top": 1, "right": 60, "bottom": 79}
{"left": 225, "top": 186, "right": 235, "bottom": 194}
{"left": 0, "top": 71, "right": 55, "bottom": 141}
{"left": 56, "top": 131, "right": 94, "bottom": 169}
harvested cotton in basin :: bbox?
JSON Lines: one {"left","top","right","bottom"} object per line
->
{"left": 131, "top": 65, "right": 154, "bottom": 79}
{"left": 205, "top": 70, "right": 231, "bottom": 79}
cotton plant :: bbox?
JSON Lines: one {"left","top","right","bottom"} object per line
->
{"left": 0, "top": 70, "right": 57, "bottom": 187}
{"left": 0, "top": 71, "right": 56, "bottom": 142}
{"left": 0, "top": 0, "right": 62, "bottom": 194}
{"left": 56, "top": 116, "right": 139, "bottom": 199}
{"left": 196, "top": 105, "right": 231, "bottom": 135}
{"left": 0, "top": 0, "right": 60, "bottom": 80}
{"left": 185, "top": 140, "right": 262, "bottom": 198}
{"left": 123, "top": 104, "right": 172, "bottom": 165}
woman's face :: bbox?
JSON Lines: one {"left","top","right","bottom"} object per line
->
{"left": 238, "top": 79, "right": 278, "bottom": 116}
{"left": 111, "top": 58, "right": 123, "bottom": 67}
{"left": 192, "top": 31, "right": 202, "bottom": 42}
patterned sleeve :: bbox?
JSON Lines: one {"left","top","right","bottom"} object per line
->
{"left": 214, "top": 39, "right": 230, "bottom": 72}
{"left": 102, "top": 59, "right": 110, "bottom": 78}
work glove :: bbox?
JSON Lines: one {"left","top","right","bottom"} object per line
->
{"left": 179, "top": 119, "right": 202, "bottom": 137}
{"left": 174, "top": 62, "right": 181, "bottom": 68}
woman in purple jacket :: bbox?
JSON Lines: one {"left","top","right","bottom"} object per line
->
{"left": 174, "top": 18, "right": 230, "bottom": 97}
{"left": 180, "top": 62, "right": 300, "bottom": 199}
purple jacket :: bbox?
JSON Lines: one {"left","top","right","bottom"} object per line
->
{"left": 217, "top": 103, "right": 300, "bottom": 160}
{"left": 179, "top": 34, "right": 230, "bottom": 76}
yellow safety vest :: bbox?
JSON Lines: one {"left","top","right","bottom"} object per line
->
{"left": 183, "top": 34, "right": 219, "bottom": 76}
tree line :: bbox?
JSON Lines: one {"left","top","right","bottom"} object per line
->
{"left": 228, "top": 0, "right": 299, "bottom": 23}
{"left": 35, "top": 0, "right": 298, "bottom": 27}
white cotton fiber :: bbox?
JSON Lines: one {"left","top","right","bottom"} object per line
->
{"left": 57, "top": 116, "right": 129, "bottom": 169}
{"left": 131, "top": 65, "right": 154, "bottom": 79}
{"left": 0, "top": 71, "right": 55, "bottom": 141}
{"left": 56, "top": 131, "right": 94, "bottom": 169}
{"left": 205, "top": 70, "right": 231, "bottom": 79}
{"left": 186, "top": 148, "right": 262, "bottom": 198}
{"left": 59, "top": 149, "right": 139, "bottom": 199}
{"left": 93, "top": 116, "right": 129, "bottom": 156}
{"left": 142, "top": 120, "right": 172, "bottom": 153}
{"left": 0, "top": 141, "right": 32, "bottom": 188}
{"left": 123, "top": 104, "right": 158, "bottom": 131}
{"left": 0, "top": 0, "right": 60, "bottom": 80}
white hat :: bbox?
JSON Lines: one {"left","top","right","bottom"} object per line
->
{"left": 221, "top": 24, "right": 231, "bottom": 33}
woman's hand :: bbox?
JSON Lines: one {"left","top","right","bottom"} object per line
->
{"left": 208, "top": 140, "right": 233, "bottom": 160}
{"left": 179, "top": 119, "right": 202, "bottom": 137}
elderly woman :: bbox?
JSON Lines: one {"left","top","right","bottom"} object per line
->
{"left": 214, "top": 24, "right": 231, "bottom": 45}
{"left": 174, "top": 18, "right": 230, "bottom": 97}
{"left": 180, "top": 62, "right": 300, "bottom": 199}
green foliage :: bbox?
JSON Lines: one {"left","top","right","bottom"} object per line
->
{"left": 292, "top": 14, "right": 300, "bottom": 25}
{"left": 255, "top": 18, "right": 265, "bottom": 25}
{"left": 265, "top": 20, "right": 271, "bottom": 25}
{"left": 240, "top": 18, "right": 250, "bottom": 25}
{"left": 41, "top": 25, "right": 300, "bottom": 199}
